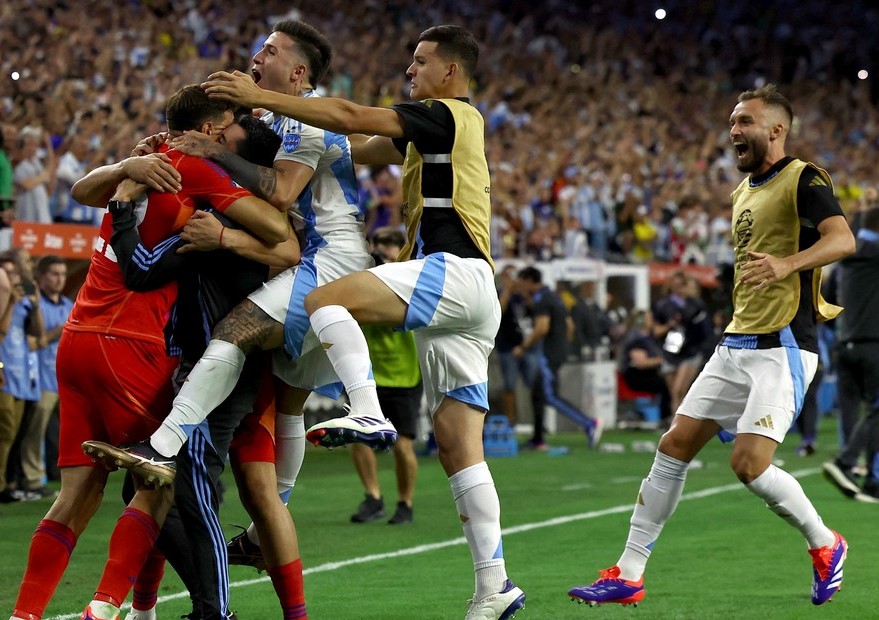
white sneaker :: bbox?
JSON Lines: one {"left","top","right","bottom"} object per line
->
{"left": 124, "top": 608, "right": 157, "bottom": 620}
{"left": 465, "top": 580, "right": 526, "bottom": 620}
{"left": 306, "top": 409, "right": 397, "bottom": 451}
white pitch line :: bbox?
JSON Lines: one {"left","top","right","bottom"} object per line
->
{"left": 49, "top": 467, "right": 820, "bottom": 620}
{"left": 561, "top": 482, "right": 593, "bottom": 491}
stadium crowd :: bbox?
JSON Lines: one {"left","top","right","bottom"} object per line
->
{"left": 2, "top": 0, "right": 878, "bottom": 261}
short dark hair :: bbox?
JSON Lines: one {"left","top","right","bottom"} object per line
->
{"left": 37, "top": 255, "right": 66, "bottom": 275}
{"left": 232, "top": 114, "right": 282, "bottom": 168}
{"left": 738, "top": 83, "right": 793, "bottom": 127}
{"left": 273, "top": 20, "right": 333, "bottom": 87}
{"left": 517, "top": 266, "right": 542, "bottom": 283}
{"left": 165, "top": 85, "right": 244, "bottom": 132}
{"left": 418, "top": 25, "right": 479, "bottom": 78}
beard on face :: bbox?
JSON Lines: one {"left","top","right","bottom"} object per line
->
{"left": 736, "top": 137, "right": 768, "bottom": 173}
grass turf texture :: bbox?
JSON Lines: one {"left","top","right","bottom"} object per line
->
{"left": 1, "top": 416, "right": 873, "bottom": 619}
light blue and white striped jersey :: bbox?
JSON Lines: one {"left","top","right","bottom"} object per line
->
{"left": 261, "top": 92, "right": 365, "bottom": 257}
{"left": 0, "top": 298, "right": 39, "bottom": 400}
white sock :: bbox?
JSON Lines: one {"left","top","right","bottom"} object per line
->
{"left": 87, "top": 600, "right": 120, "bottom": 620}
{"left": 246, "top": 522, "right": 260, "bottom": 545}
{"left": 310, "top": 305, "right": 382, "bottom": 418}
{"left": 151, "top": 340, "right": 246, "bottom": 457}
{"left": 617, "top": 451, "right": 689, "bottom": 581}
{"left": 243, "top": 415, "right": 306, "bottom": 547}
{"left": 127, "top": 606, "right": 157, "bottom": 620}
{"left": 449, "top": 462, "right": 507, "bottom": 598}
{"left": 746, "top": 464, "right": 836, "bottom": 549}
{"left": 275, "top": 413, "right": 306, "bottom": 499}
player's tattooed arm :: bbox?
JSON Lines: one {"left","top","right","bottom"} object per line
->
{"left": 212, "top": 151, "right": 314, "bottom": 213}
{"left": 168, "top": 131, "right": 280, "bottom": 205}
{"left": 209, "top": 148, "right": 275, "bottom": 200}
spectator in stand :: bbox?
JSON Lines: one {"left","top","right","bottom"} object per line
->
{"left": 631, "top": 204, "right": 658, "bottom": 263}
{"left": 4, "top": 1, "right": 879, "bottom": 262}
{"left": 363, "top": 165, "right": 403, "bottom": 238}
{"left": 562, "top": 215, "right": 589, "bottom": 258}
{"left": 13, "top": 128, "right": 56, "bottom": 225}
{"left": 53, "top": 134, "right": 103, "bottom": 225}
{"left": 0, "top": 130, "right": 13, "bottom": 213}
{"left": 0, "top": 251, "right": 44, "bottom": 503}
{"left": 529, "top": 185, "right": 558, "bottom": 226}
{"left": 669, "top": 195, "right": 710, "bottom": 265}
{"left": 570, "top": 169, "right": 613, "bottom": 259}
{"left": 651, "top": 271, "right": 712, "bottom": 415}
{"left": 0, "top": 130, "right": 14, "bottom": 252}
{"left": 5, "top": 247, "right": 44, "bottom": 496}
{"left": 619, "top": 311, "right": 672, "bottom": 424}
{"left": 569, "top": 280, "right": 612, "bottom": 361}
{"left": 16, "top": 256, "right": 72, "bottom": 499}
{"left": 707, "top": 202, "right": 735, "bottom": 267}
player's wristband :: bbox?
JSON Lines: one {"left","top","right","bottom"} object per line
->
{"left": 108, "top": 199, "right": 136, "bottom": 215}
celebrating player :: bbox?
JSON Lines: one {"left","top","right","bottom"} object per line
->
{"left": 567, "top": 84, "right": 854, "bottom": 608}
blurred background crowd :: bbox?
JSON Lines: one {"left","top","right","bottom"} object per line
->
{"left": 2, "top": 0, "right": 878, "bottom": 262}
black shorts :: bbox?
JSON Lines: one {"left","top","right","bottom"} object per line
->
{"left": 377, "top": 383, "right": 423, "bottom": 439}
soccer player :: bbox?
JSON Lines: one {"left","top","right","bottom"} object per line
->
{"left": 567, "top": 84, "right": 854, "bottom": 607}
{"left": 9, "top": 86, "right": 288, "bottom": 620}
{"left": 103, "top": 113, "right": 295, "bottom": 620}
{"left": 200, "top": 24, "right": 526, "bottom": 619}
{"left": 348, "top": 227, "right": 422, "bottom": 525}
{"left": 83, "top": 20, "right": 371, "bottom": 620}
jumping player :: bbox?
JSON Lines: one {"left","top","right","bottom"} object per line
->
{"left": 203, "top": 24, "right": 526, "bottom": 620}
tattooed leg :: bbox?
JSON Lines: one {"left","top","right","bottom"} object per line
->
{"left": 213, "top": 299, "right": 285, "bottom": 355}
{"left": 146, "top": 301, "right": 284, "bottom": 456}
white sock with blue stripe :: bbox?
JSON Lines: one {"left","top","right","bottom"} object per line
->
{"left": 310, "top": 305, "right": 383, "bottom": 419}
{"left": 450, "top": 461, "right": 507, "bottom": 598}
{"left": 151, "top": 340, "right": 245, "bottom": 457}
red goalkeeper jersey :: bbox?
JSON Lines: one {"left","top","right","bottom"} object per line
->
{"left": 66, "top": 146, "right": 252, "bottom": 346}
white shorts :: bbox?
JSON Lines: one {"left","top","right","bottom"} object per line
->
{"left": 678, "top": 345, "right": 818, "bottom": 443}
{"left": 370, "top": 253, "right": 501, "bottom": 414}
{"left": 249, "top": 232, "right": 372, "bottom": 395}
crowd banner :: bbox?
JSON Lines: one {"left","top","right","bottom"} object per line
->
{"left": 13, "top": 221, "right": 101, "bottom": 259}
